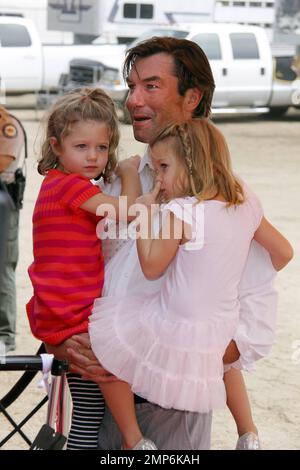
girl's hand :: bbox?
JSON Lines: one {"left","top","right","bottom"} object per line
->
{"left": 115, "top": 155, "right": 141, "bottom": 176}
{"left": 135, "top": 180, "right": 161, "bottom": 207}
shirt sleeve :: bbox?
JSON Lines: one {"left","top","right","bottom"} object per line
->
{"left": 161, "top": 198, "right": 205, "bottom": 251}
{"left": 230, "top": 239, "right": 278, "bottom": 372}
{"left": 243, "top": 181, "right": 264, "bottom": 231}
{"left": 59, "top": 173, "right": 101, "bottom": 212}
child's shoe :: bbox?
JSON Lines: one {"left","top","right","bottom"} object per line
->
{"left": 132, "top": 437, "right": 158, "bottom": 450}
{"left": 236, "top": 432, "right": 261, "bottom": 450}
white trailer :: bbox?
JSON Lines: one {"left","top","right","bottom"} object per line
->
{"left": 47, "top": 0, "right": 216, "bottom": 43}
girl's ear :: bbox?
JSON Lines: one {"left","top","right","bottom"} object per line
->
{"left": 184, "top": 88, "right": 203, "bottom": 114}
{"left": 49, "top": 136, "right": 61, "bottom": 156}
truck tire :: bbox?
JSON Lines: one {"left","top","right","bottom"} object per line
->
{"left": 268, "top": 107, "right": 288, "bottom": 118}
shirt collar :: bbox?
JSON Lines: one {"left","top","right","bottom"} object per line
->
{"left": 138, "top": 146, "right": 154, "bottom": 173}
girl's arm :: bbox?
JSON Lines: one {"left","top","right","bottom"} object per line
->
{"left": 136, "top": 182, "right": 183, "bottom": 280}
{"left": 80, "top": 156, "right": 142, "bottom": 221}
{"left": 254, "top": 216, "right": 293, "bottom": 271}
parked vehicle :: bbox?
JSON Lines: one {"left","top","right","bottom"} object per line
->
{"left": 0, "top": 15, "right": 126, "bottom": 95}
{"left": 62, "top": 23, "right": 300, "bottom": 119}
{"left": 0, "top": 0, "right": 216, "bottom": 96}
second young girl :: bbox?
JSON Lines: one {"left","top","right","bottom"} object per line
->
{"left": 84, "top": 118, "right": 293, "bottom": 450}
{"left": 26, "top": 87, "right": 141, "bottom": 449}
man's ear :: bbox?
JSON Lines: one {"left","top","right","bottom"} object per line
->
{"left": 184, "top": 88, "right": 203, "bottom": 114}
{"left": 49, "top": 136, "right": 61, "bottom": 156}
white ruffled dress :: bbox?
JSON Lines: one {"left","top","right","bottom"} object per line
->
{"left": 89, "top": 194, "right": 262, "bottom": 412}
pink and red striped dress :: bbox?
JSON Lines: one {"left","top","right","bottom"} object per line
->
{"left": 26, "top": 169, "right": 104, "bottom": 345}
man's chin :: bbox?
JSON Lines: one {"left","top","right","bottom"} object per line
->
{"left": 133, "top": 123, "right": 161, "bottom": 144}
{"left": 132, "top": 128, "right": 153, "bottom": 144}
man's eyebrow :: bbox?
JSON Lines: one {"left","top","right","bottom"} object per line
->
{"left": 143, "top": 76, "right": 161, "bottom": 82}
{"left": 127, "top": 75, "right": 162, "bottom": 84}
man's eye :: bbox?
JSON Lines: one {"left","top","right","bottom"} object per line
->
{"left": 161, "top": 164, "right": 168, "bottom": 169}
{"left": 147, "top": 84, "right": 158, "bottom": 90}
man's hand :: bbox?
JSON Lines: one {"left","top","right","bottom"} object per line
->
{"left": 45, "top": 334, "right": 89, "bottom": 361}
{"left": 223, "top": 340, "right": 240, "bottom": 364}
{"left": 66, "top": 335, "right": 118, "bottom": 384}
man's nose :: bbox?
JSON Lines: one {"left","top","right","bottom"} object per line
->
{"left": 126, "top": 86, "right": 145, "bottom": 109}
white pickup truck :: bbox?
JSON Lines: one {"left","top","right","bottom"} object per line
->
{"left": 63, "top": 23, "right": 300, "bottom": 118}
{"left": 0, "top": 15, "right": 125, "bottom": 95}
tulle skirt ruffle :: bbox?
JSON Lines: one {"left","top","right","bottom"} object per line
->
{"left": 89, "top": 295, "right": 237, "bottom": 412}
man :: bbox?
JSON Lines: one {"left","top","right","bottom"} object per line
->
{"left": 48, "top": 38, "right": 277, "bottom": 449}
{"left": 0, "top": 105, "right": 25, "bottom": 352}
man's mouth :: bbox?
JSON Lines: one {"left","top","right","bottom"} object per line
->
{"left": 133, "top": 115, "right": 151, "bottom": 123}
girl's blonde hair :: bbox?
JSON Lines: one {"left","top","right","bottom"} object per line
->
{"left": 38, "top": 87, "right": 119, "bottom": 181}
{"left": 152, "top": 119, "right": 245, "bottom": 207}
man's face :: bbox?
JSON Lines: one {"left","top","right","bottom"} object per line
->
{"left": 125, "top": 53, "right": 188, "bottom": 143}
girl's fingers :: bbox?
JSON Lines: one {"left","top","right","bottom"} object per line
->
{"left": 151, "top": 180, "right": 161, "bottom": 199}
{"left": 129, "top": 155, "right": 141, "bottom": 168}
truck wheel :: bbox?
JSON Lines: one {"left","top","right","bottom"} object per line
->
{"left": 268, "top": 107, "right": 288, "bottom": 118}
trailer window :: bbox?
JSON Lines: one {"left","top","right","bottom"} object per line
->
{"left": 230, "top": 33, "right": 259, "bottom": 59}
{"left": 123, "top": 3, "right": 154, "bottom": 19}
{"left": 140, "top": 4, "right": 154, "bottom": 19}
{"left": 190, "top": 33, "right": 222, "bottom": 60}
{"left": 124, "top": 3, "right": 137, "bottom": 18}
{"left": 0, "top": 24, "right": 31, "bottom": 47}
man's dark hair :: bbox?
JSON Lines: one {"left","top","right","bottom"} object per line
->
{"left": 123, "top": 36, "right": 216, "bottom": 118}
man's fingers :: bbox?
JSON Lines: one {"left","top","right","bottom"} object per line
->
{"left": 72, "top": 334, "right": 91, "bottom": 349}
{"left": 70, "top": 365, "right": 119, "bottom": 383}
{"left": 85, "top": 365, "right": 113, "bottom": 376}
{"left": 67, "top": 348, "right": 98, "bottom": 367}
{"left": 83, "top": 374, "right": 119, "bottom": 384}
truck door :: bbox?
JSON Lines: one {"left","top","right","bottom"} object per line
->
{"left": 226, "top": 31, "right": 272, "bottom": 107}
{"left": 0, "top": 22, "right": 43, "bottom": 93}
{"left": 189, "top": 32, "right": 231, "bottom": 108}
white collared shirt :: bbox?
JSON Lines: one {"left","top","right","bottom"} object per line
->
{"left": 96, "top": 149, "right": 278, "bottom": 371}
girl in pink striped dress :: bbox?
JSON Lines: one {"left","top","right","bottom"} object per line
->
{"left": 88, "top": 119, "right": 293, "bottom": 450}
{"left": 26, "top": 87, "right": 141, "bottom": 449}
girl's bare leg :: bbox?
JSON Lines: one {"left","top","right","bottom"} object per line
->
{"left": 224, "top": 368, "right": 258, "bottom": 436}
{"left": 99, "top": 380, "right": 142, "bottom": 449}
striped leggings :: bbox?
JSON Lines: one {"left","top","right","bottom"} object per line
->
{"left": 66, "top": 373, "right": 105, "bottom": 450}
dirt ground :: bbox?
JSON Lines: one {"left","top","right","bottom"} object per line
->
{"left": 0, "top": 108, "right": 299, "bottom": 450}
